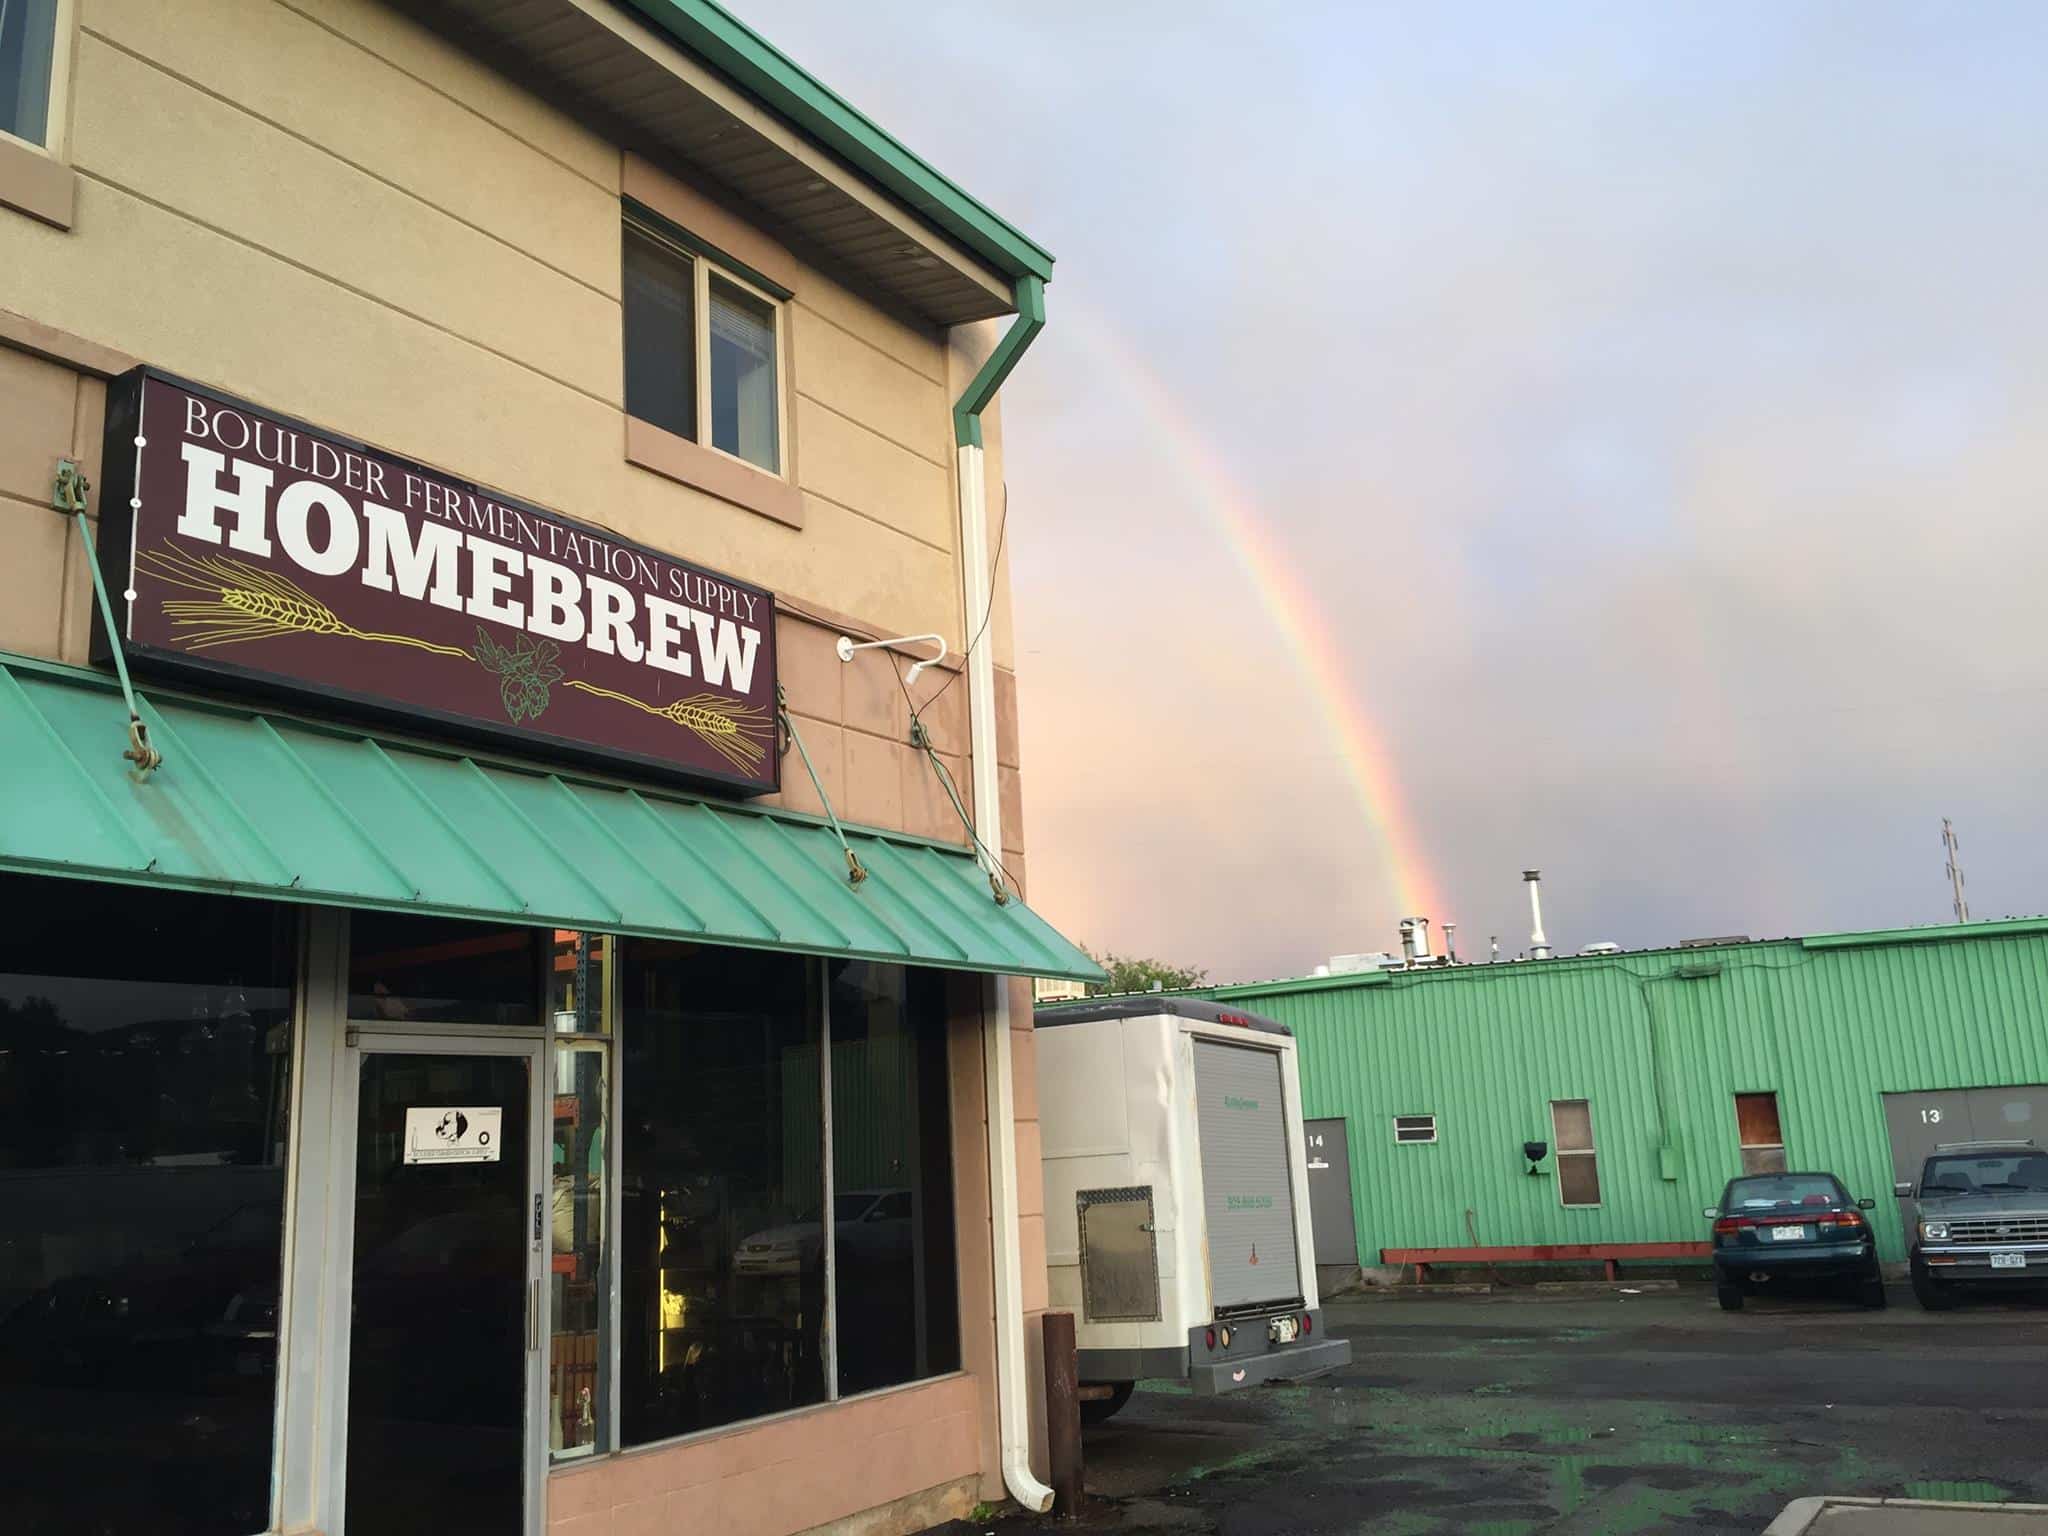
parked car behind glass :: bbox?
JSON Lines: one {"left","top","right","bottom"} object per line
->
{"left": 1706, "top": 1171, "right": 1884, "bottom": 1312}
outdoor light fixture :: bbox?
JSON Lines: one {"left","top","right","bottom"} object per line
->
{"left": 1523, "top": 1140, "right": 1549, "bottom": 1175}
{"left": 835, "top": 632, "right": 949, "bottom": 684}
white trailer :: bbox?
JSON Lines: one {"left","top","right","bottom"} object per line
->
{"left": 1036, "top": 998, "right": 1350, "bottom": 1420}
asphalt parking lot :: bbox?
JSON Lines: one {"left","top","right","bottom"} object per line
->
{"left": 939, "top": 1285, "right": 2048, "bottom": 1536}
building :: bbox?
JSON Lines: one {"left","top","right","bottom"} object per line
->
{"left": 1159, "top": 920, "right": 2048, "bottom": 1276}
{"left": 1033, "top": 976, "right": 1090, "bottom": 1004}
{"left": 0, "top": 4, "right": 1099, "bottom": 1534}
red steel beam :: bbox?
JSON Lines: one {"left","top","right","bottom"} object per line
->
{"left": 1381, "top": 1242, "right": 1711, "bottom": 1264}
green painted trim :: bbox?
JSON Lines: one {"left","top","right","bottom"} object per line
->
{"left": 953, "top": 276, "right": 1045, "bottom": 448}
{"left": 1096, "top": 919, "right": 2048, "bottom": 1004}
{"left": 1800, "top": 916, "right": 2048, "bottom": 950}
{"left": 625, "top": 198, "right": 794, "bottom": 301}
{"left": 1214, "top": 970, "right": 1391, "bottom": 1000}
{"left": 0, "top": 651, "right": 970, "bottom": 856}
{"left": 0, "top": 650, "right": 1105, "bottom": 981}
{"left": 618, "top": 0, "right": 1054, "bottom": 284}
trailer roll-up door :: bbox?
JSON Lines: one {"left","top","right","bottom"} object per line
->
{"left": 1192, "top": 1038, "right": 1303, "bottom": 1310}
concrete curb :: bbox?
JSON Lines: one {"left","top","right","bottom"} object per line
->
{"left": 1341, "top": 1283, "right": 1494, "bottom": 1299}
{"left": 1532, "top": 1279, "right": 1680, "bottom": 1294}
{"left": 1334, "top": 1279, "right": 1685, "bottom": 1303}
{"left": 1767, "top": 1497, "right": 2048, "bottom": 1534}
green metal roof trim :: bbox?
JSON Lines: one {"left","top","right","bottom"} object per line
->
{"left": 619, "top": 0, "right": 1055, "bottom": 284}
{"left": 1066, "top": 920, "right": 2048, "bottom": 1009}
{"left": 0, "top": 654, "right": 1100, "bottom": 983}
{"left": 1800, "top": 915, "right": 2048, "bottom": 950}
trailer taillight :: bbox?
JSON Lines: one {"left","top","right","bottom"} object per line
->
{"left": 1301, "top": 1313, "right": 1313, "bottom": 1335}
{"left": 1204, "top": 1328, "right": 1216, "bottom": 1351}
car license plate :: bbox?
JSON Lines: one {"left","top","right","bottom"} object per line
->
{"left": 1990, "top": 1252, "right": 2026, "bottom": 1270}
{"left": 1269, "top": 1315, "right": 1299, "bottom": 1344}
{"left": 1769, "top": 1225, "right": 1808, "bottom": 1242}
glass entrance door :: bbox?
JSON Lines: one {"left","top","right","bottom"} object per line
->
{"left": 345, "top": 1044, "right": 539, "bottom": 1535}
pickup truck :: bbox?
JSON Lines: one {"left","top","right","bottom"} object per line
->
{"left": 1898, "top": 1139, "right": 2048, "bottom": 1310}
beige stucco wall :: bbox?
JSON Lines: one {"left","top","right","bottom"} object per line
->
{"left": 1, "top": 0, "right": 991, "bottom": 675}
{"left": 0, "top": 0, "right": 1050, "bottom": 1527}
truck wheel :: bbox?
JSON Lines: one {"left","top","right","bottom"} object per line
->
{"left": 1912, "top": 1274, "right": 1955, "bottom": 1312}
{"left": 1716, "top": 1285, "right": 1744, "bottom": 1312}
{"left": 1080, "top": 1381, "right": 1135, "bottom": 1425}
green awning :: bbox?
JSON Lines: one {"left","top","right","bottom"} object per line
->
{"left": 0, "top": 653, "right": 1102, "bottom": 983}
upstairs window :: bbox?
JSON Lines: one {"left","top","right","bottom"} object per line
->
{"left": 622, "top": 218, "right": 784, "bottom": 475}
{"left": 622, "top": 225, "right": 695, "bottom": 442}
{"left": 0, "top": 0, "right": 58, "bottom": 147}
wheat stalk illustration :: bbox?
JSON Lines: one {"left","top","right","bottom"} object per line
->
{"left": 138, "top": 541, "right": 770, "bottom": 770}
{"left": 564, "top": 679, "right": 772, "bottom": 772}
{"left": 138, "top": 545, "right": 469, "bottom": 659}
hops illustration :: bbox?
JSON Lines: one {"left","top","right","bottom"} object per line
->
{"left": 474, "top": 628, "right": 566, "bottom": 723}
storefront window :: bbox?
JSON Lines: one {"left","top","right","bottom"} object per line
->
{"left": 348, "top": 912, "right": 541, "bottom": 1025}
{"left": 552, "top": 930, "right": 612, "bottom": 1034}
{"left": 0, "top": 874, "right": 295, "bottom": 1536}
{"left": 618, "top": 942, "right": 823, "bottom": 1443}
{"left": 551, "top": 930, "right": 612, "bottom": 1459}
{"left": 827, "top": 963, "right": 959, "bottom": 1395}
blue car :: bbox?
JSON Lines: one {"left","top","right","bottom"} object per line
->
{"left": 1706, "top": 1171, "right": 1885, "bottom": 1312}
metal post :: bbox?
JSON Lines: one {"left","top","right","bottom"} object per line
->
{"left": 1943, "top": 818, "right": 1970, "bottom": 924}
{"left": 1042, "top": 1310, "right": 1082, "bottom": 1517}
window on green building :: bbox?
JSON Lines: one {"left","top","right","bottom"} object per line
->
{"left": 1735, "top": 1092, "right": 1786, "bottom": 1174}
{"left": 1551, "top": 1099, "right": 1601, "bottom": 1206}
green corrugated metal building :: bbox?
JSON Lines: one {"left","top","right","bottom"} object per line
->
{"left": 1162, "top": 919, "right": 2048, "bottom": 1269}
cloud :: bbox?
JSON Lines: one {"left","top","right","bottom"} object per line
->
{"left": 766, "top": 1, "right": 2048, "bottom": 979}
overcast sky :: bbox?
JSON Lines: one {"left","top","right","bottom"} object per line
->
{"left": 765, "top": 1, "right": 2048, "bottom": 983}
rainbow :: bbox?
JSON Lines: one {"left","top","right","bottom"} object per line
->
{"left": 1059, "top": 310, "right": 1443, "bottom": 925}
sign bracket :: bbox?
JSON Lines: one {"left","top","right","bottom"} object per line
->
{"left": 778, "top": 684, "right": 867, "bottom": 886}
{"left": 54, "top": 458, "right": 161, "bottom": 775}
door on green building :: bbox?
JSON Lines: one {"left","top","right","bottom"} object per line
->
{"left": 1883, "top": 1084, "right": 2048, "bottom": 1223}
{"left": 1303, "top": 1118, "right": 1358, "bottom": 1268}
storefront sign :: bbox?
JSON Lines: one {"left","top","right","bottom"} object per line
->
{"left": 403, "top": 1106, "right": 503, "bottom": 1165}
{"left": 95, "top": 368, "right": 780, "bottom": 793}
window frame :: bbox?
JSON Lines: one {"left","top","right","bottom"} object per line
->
{"left": 548, "top": 931, "right": 617, "bottom": 1464}
{"left": 622, "top": 211, "right": 791, "bottom": 484}
{"left": 0, "top": 0, "right": 68, "bottom": 155}
{"left": 0, "top": 0, "right": 77, "bottom": 228}
{"left": 1392, "top": 1113, "right": 1438, "bottom": 1145}
{"left": 599, "top": 948, "right": 961, "bottom": 1462}
{"left": 1550, "top": 1098, "right": 1602, "bottom": 1208}
{"left": 1733, "top": 1090, "right": 1787, "bottom": 1175}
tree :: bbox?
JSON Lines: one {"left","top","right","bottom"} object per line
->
{"left": 1085, "top": 948, "right": 1208, "bottom": 997}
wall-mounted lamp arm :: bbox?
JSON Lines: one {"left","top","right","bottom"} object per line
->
{"left": 834, "top": 632, "right": 950, "bottom": 684}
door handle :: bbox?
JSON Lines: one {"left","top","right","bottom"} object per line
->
{"left": 528, "top": 1278, "right": 539, "bottom": 1352}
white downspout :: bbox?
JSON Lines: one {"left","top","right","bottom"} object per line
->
{"left": 954, "top": 274, "right": 1053, "bottom": 1515}
{"left": 958, "top": 434, "right": 1054, "bottom": 1515}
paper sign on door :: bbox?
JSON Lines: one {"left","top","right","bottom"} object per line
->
{"left": 403, "top": 1106, "right": 503, "bottom": 1165}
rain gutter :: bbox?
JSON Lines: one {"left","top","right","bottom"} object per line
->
{"left": 954, "top": 275, "right": 1053, "bottom": 1515}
